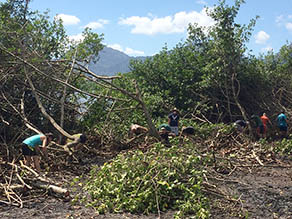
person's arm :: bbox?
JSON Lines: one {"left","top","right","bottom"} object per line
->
{"left": 168, "top": 132, "right": 176, "bottom": 137}
{"left": 40, "top": 135, "right": 49, "bottom": 160}
{"left": 140, "top": 126, "right": 148, "bottom": 132}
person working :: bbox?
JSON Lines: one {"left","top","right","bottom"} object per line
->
{"left": 181, "top": 126, "right": 195, "bottom": 136}
{"left": 234, "top": 120, "right": 248, "bottom": 133}
{"left": 21, "top": 133, "right": 53, "bottom": 172}
{"left": 277, "top": 112, "right": 288, "bottom": 138}
{"left": 260, "top": 113, "right": 272, "bottom": 138}
{"left": 251, "top": 115, "right": 264, "bottom": 138}
{"left": 64, "top": 133, "right": 87, "bottom": 154}
{"left": 168, "top": 108, "right": 180, "bottom": 136}
{"left": 158, "top": 124, "right": 175, "bottom": 147}
{"left": 129, "top": 124, "right": 148, "bottom": 137}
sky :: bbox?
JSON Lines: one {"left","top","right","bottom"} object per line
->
{"left": 1, "top": 0, "right": 292, "bottom": 57}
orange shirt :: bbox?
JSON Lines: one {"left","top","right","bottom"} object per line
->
{"left": 261, "top": 115, "right": 270, "bottom": 126}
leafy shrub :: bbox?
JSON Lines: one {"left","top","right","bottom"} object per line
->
{"left": 272, "top": 138, "right": 292, "bottom": 155}
{"left": 82, "top": 141, "right": 209, "bottom": 218}
{"left": 179, "top": 120, "right": 234, "bottom": 140}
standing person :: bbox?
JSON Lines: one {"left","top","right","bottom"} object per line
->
{"left": 168, "top": 108, "right": 180, "bottom": 136}
{"left": 251, "top": 115, "right": 264, "bottom": 138}
{"left": 22, "top": 133, "right": 53, "bottom": 172}
{"left": 277, "top": 112, "right": 288, "bottom": 138}
{"left": 260, "top": 113, "right": 272, "bottom": 138}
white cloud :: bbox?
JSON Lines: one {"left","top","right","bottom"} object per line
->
{"left": 108, "top": 44, "right": 145, "bottom": 56}
{"left": 108, "top": 44, "right": 123, "bottom": 51}
{"left": 118, "top": 8, "right": 214, "bottom": 35}
{"left": 276, "top": 15, "right": 292, "bottom": 33}
{"left": 124, "top": 47, "right": 145, "bottom": 56}
{"left": 69, "top": 33, "right": 84, "bottom": 42}
{"left": 255, "top": 31, "right": 270, "bottom": 44}
{"left": 261, "top": 46, "right": 273, "bottom": 53}
{"left": 84, "top": 19, "right": 109, "bottom": 29}
{"left": 285, "top": 22, "right": 292, "bottom": 32}
{"left": 55, "top": 14, "right": 80, "bottom": 25}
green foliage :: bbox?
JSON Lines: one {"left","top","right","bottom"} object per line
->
{"left": 128, "top": 0, "right": 262, "bottom": 122}
{"left": 82, "top": 142, "right": 209, "bottom": 218}
{"left": 272, "top": 138, "right": 292, "bottom": 155}
{"left": 193, "top": 122, "right": 234, "bottom": 140}
{"left": 0, "top": 0, "right": 105, "bottom": 142}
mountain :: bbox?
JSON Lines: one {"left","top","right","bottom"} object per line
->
{"left": 88, "top": 47, "right": 148, "bottom": 76}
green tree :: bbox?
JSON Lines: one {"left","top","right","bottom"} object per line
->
{"left": 0, "top": 0, "right": 104, "bottom": 146}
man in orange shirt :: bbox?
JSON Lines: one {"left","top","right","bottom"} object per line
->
{"left": 260, "top": 113, "right": 272, "bottom": 138}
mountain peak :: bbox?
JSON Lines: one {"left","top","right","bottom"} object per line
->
{"left": 89, "top": 46, "right": 147, "bottom": 76}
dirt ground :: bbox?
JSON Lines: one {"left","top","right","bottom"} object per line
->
{"left": 1, "top": 154, "right": 292, "bottom": 218}
{"left": 209, "top": 162, "right": 292, "bottom": 219}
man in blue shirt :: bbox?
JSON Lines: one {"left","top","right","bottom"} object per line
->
{"left": 277, "top": 112, "right": 288, "bottom": 138}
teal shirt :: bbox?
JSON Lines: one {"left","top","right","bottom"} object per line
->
{"left": 277, "top": 113, "right": 287, "bottom": 127}
{"left": 158, "top": 124, "right": 171, "bottom": 132}
{"left": 23, "top": 134, "right": 44, "bottom": 148}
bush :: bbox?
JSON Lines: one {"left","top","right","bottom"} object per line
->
{"left": 272, "top": 137, "right": 292, "bottom": 155}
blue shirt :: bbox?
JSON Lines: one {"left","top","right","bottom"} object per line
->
{"left": 277, "top": 113, "right": 287, "bottom": 127}
{"left": 23, "top": 135, "right": 44, "bottom": 148}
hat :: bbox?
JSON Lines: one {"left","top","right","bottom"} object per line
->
{"left": 173, "top": 107, "right": 178, "bottom": 112}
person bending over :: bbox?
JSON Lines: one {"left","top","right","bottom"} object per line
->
{"left": 65, "top": 133, "right": 87, "bottom": 154}
{"left": 22, "top": 133, "right": 53, "bottom": 172}
{"left": 130, "top": 124, "right": 148, "bottom": 137}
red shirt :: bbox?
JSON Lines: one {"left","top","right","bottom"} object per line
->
{"left": 261, "top": 115, "right": 270, "bottom": 126}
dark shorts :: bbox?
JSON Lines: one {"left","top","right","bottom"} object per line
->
{"left": 279, "top": 125, "right": 287, "bottom": 132}
{"left": 22, "top": 143, "right": 37, "bottom": 156}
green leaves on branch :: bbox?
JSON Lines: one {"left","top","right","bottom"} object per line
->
{"left": 82, "top": 142, "right": 209, "bottom": 218}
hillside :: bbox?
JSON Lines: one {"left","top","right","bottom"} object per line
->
{"left": 89, "top": 47, "right": 148, "bottom": 76}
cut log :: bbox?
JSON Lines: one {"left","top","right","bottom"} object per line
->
{"left": 28, "top": 180, "right": 69, "bottom": 197}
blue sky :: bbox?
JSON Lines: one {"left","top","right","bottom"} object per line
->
{"left": 1, "top": 0, "right": 292, "bottom": 56}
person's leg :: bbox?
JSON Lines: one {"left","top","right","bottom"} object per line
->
{"left": 25, "top": 155, "right": 32, "bottom": 167}
{"left": 279, "top": 126, "right": 287, "bottom": 138}
{"left": 33, "top": 156, "right": 41, "bottom": 172}
{"left": 171, "top": 126, "right": 179, "bottom": 136}
{"left": 263, "top": 125, "right": 267, "bottom": 138}
{"left": 260, "top": 125, "right": 265, "bottom": 138}
{"left": 283, "top": 126, "right": 288, "bottom": 138}
{"left": 256, "top": 127, "right": 260, "bottom": 138}
{"left": 22, "top": 144, "right": 33, "bottom": 167}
